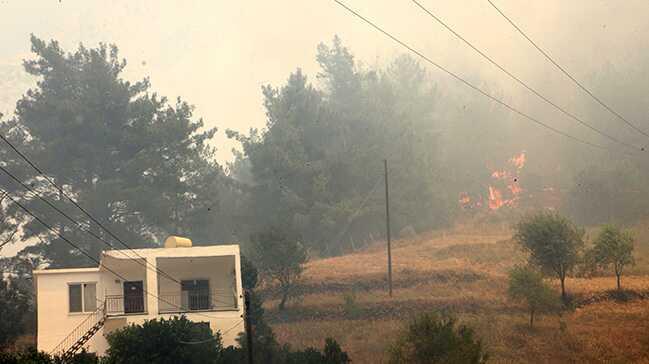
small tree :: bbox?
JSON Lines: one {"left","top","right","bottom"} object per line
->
{"left": 514, "top": 212, "right": 584, "bottom": 302}
{"left": 0, "top": 278, "right": 30, "bottom": 349}
{"left": 104, "top": 316, "right": 223, "bottom": 364}
{"left": 589, "top": 225, "right": 635, "bottom": 290}
{"left": 389, "top": 312, "right": 488, "bottom": 364}
{"left": 249, "top": 227, "right": 308, "bottom": 311}
{"left": 508, "top": 265, "right": 560, "bottom": 328}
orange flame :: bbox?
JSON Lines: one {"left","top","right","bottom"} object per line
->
{"left": 488, "top": 186, "right": 505, "bottom": 210}
{"left": 509, "top": 152, "right": 526, "bottom": 169}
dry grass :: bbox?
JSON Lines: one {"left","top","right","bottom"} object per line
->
{"left": 267, "top": 222, "right": 649, "bottom": 363}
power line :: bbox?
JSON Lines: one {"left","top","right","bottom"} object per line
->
{"left": 0, "top": 163, "right": 183, "bottom": 285}
{"left": 411, "top": 0, "right": 641, "bottom": 152}
{"left": 0, "top": 187, "right": 237, "bottom": 321}
{"left": 486, "top": 0, "right": 649, "bottom": 142}
{"left": 332, "top": 0, "right": 629, "bottom": 156}
{"left": 177, "top": 320, "right": 245, "bottom": 345}
{"left": 0, "top": 132, "right": 188, "bottom": 287}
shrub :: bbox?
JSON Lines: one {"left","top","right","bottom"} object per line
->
{"left": 342, "top": 290, "right": 361, "bottom": 318}
{"left": 508, "top": 265, "right": 561, "bottom": 328}
{"left": 389, "top": 312, "right": 488, "bottom": 364}
{"left": 103, "top": 316, "right": 223, "bottom": 364}
{"left": 0, "top": 348, "right": 97, "bottom": 364}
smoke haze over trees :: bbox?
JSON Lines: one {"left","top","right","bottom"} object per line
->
{"left": 1, "top": 32, "right": 649, "bottom": 267}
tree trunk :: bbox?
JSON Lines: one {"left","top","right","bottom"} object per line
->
{"left": 616, "top": 273, "right": 621, "bottom": 291}
{"left": 560, "top": 276, "right": 567, "bottom": 303}
{"left": 278, "top": 289, "right": 288, "bottom": 311}
{"left": 529, "top": 309, "right": 535, "bottom": 328}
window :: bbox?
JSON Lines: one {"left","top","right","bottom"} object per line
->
{"left": 69, "top": 283, "right": 97, "bottom": 313}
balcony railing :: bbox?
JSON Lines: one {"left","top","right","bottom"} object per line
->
{"left": 104, "top": 289, "right": 238, "bottom": 316}
{"left": 158, "top": 289, "right": 238, "bottom": 313}
{"left": 105, "top": 295, "right": 147, "bottom": 316}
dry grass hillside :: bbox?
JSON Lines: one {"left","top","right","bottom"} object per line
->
{"left": 265, "top": 222, "right": 649, "bottom": 363}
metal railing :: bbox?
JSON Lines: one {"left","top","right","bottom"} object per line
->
{"left": 158, "top": 289, "right": 238, "bottom": 313}
{"left": 51, "top": 302, "right": 106, "bottom": 356}
{"left": 105, "top": 294, "right": 147, "bottom": 315}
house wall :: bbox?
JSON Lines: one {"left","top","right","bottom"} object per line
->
{"left": 34, "top": 269, "right": 109, "bottom": 355}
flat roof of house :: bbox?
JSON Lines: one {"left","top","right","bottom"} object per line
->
{"left": 33, "top": 267, "right": 100, "bottom": 275}
{"left": 102, "top": 244, "right": 240, "bottom": 260}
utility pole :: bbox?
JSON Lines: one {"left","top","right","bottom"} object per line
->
{"left": 244, "top": 290, "right": 254, "bottom": 364}
{"left": 384, "top": 159, "right": 393, "bottom": 297}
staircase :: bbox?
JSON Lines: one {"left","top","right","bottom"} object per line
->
{"left": 52, "top": 302, "right": 106, "bottom": 359}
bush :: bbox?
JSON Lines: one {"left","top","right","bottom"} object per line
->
{"left": 389, "top": 312, "right": 488, "bottom": 364}
{"left": 508, "top": 265, "right": 561, "bottom": 328}
{"left": 0, "top": 348, "right": 97, "bottom": 364}
{"left": 103, "top": 316, "right": 223, "bottom": 364}
{"left": 342, "top": 290, "right": 361, "bottom": 318}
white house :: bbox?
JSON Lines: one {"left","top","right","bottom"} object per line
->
{"left": 33, "top": 236, "right": 245, "bottom": 358}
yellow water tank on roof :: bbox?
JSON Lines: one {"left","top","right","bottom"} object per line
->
{"left": 164, "top": 236, "right": 193, "bottom": 248}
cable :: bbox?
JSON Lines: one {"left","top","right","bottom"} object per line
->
{"left": 411, "top": 0, "right": 641, "bottom": 152}
{"left": 0, "top": 186, "right": 237, "bottom": 321}
{"left": 486, "top": 0, "right": 649, "bottom": 141}
{"left": 332, "top": 0, "right": 630, "bottom": 157}
{"left": 0, "top": 132, "right": 190, "bottom": 288}
{"left": 177, "top": 320, "right": 245, "bottom": 344}
{"left": 0, "top": 163, "right": 184, "bottom": 285}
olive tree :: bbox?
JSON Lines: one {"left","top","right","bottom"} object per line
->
{"left": 249, "top": 227, "right": 308, "bottom": 311}
{"left": 589, "top": 225, "right": 635, "bottom": 290}
{"left": 514, "top": 212, "right": 584, "bottom": 302}
{"left": 508, "top": 265, "right": 560, "bottom": 328}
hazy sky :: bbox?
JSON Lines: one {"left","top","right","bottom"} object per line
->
{"left": 2, "top": 0, "right": 649, "bottom": 164}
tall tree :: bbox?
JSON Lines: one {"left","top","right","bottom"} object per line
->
{"left": 1, "top": 36, "right": 231, "bottom": 267}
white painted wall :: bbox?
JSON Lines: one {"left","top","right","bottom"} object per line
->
{"left": 34, "top": 268, "right": 109, "bottom": 354}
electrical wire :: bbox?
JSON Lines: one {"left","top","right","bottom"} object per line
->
{"left": 0, "top": 186, "right": 238, "bottom": 320}
{"left": 486, "top": 0, "right": 649, "bottom": 141}
{"left": 332, "top": 0, "right": 632, "bottom": 157}
{"left": 0, "top": 132, "right": 190, "bottom": 283}
{"left": 411, "top": 0, "right": 641, "bottom": 152}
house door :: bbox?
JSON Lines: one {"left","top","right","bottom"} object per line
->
{"left": 123, "top": 281, "right": 144, "bottom": 314}
{"left": 181, "top": 280, "right": 210, "bottom": 311}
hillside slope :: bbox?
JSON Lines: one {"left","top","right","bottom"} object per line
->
{"left": 266, "top": 224, "right": 649, "bottom": 363}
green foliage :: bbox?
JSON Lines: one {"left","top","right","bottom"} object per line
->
{"left": 0, "top": 348, "right": 97, "bottom": 364}
{"left": 2, "top": 36, "right": 239, "bottom": 267}
{"left": 249, "top": 227, "right": 308, "bottom": 310}
{"left": 514, "top": 212, "right": 584, "bottom": 301}
{"left": 0, "top": 278, "right": 31, "bottom": 348}
{"left": 389, "top": 312, "right": 488, "bottom": 364}
{"left": 588, "top": 225, "right": 635, "bottom": 290}
{"left": 508, "top": 265, "right": 561, "bottom": 328}
{"left": 342, "top": 289, "right": 361, "bottom": 318}
{"left": 103, "top": 316, "right": 223, "bottom": 364}
{"left": 229, "top": 36, "right": 450, "bottom": 255}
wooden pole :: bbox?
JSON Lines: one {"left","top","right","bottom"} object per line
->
{"left": 244, "top": 291, "right": 254, "bottom": 364}
{"left": 384, "top": 159, "right": 393, "bottom": 297}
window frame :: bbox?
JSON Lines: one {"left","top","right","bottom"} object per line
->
{"left": 67, "top": 281, "right": 98, "bottom": 314}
